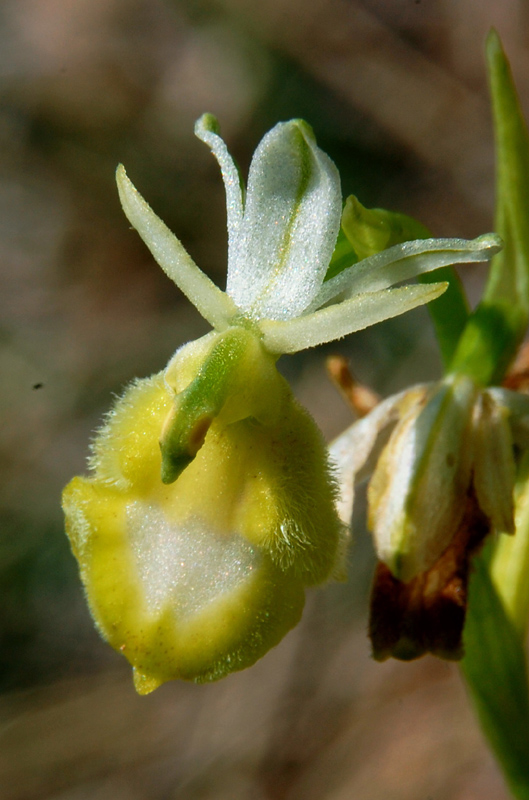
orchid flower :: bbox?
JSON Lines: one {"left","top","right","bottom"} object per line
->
{"left": 62, "top": 114, "right": 501, "bottom": 693}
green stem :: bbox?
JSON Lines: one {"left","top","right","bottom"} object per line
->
{"left": 442, "top": 31, "right": 529, "bottom": 798}
{"left": 448, "top": 301, "right": 525, "bottom": 386}
{"left": 461, "top": 549, "right": 529, "bottom": 799}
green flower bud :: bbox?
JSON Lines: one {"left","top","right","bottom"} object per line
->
{"left": 341, "top": 195, "right": 430, "bottom": 261}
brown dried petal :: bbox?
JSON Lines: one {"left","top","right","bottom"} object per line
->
{"left": 369, "top": 490, "right": 490, "bottom": 662}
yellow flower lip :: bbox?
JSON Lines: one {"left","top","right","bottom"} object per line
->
{"left": 63, "top": 327, "right": 344, "bottom": 691}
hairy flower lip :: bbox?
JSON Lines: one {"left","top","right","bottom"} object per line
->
{"left": 63, "top": 325, "right": 346, "bottom": 691}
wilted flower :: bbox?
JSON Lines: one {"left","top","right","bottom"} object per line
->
{"left": 63, "top": 114, "right": 501, "bottom": 692}
{"left": 330, "top": 372, "right": 529, "bottom": 660}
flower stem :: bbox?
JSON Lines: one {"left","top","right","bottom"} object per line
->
{"left": 462, "top": 547, "right": 529, "bottom": 800}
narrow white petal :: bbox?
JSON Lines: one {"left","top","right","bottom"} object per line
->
{"left": 259, "top": 282, "right": 447, "bottom": 354}
{"left": 194, "top": 114, "right": 244, "bottom": 265}
{"left": 116, "top": 165, "right": 236, "bottom": 330}
{"left": 227, "top": 120, "right": 341, "bottom": 321}
{"left": 308, "top": 234, "right": 503, "bottom": 311}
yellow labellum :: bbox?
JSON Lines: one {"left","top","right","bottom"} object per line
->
{"left": 63, "top": 329, "right": 343, "bottom": 691}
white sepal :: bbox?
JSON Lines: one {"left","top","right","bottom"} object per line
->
{"left": 328, "top": 388, "right": 420, "bottom": 525}
{"left": 368, "top": 375, "right": 478, "bottom": 582}
{"left": 226, "top": 120, "right": 342, "bottom": 321}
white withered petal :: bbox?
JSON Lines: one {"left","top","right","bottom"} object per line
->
{"left": 332, "top": 376, "right": 529, "bottom": 584}
{"left": 367, "top": 375, "right": 478, "bottom": 582}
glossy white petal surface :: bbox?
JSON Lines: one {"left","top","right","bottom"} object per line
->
{"left": 227, "top": 120, "right": 341, "bottom": 321}
{"left": 128, "top": 502, "right": 261, "bottom": 618}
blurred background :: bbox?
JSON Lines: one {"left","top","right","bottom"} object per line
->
{"left": 1, "top": 0, "right": 527, "bottom": 797}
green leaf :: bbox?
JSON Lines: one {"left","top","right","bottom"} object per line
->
{"left": 461, "top": 548, "right": 529, "bottom": 799}
{"left": 449, "top": 301, "right": 526, "bottom": 386}
{"left": 483, "top": 29, "right": 529, "bottom": 317}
